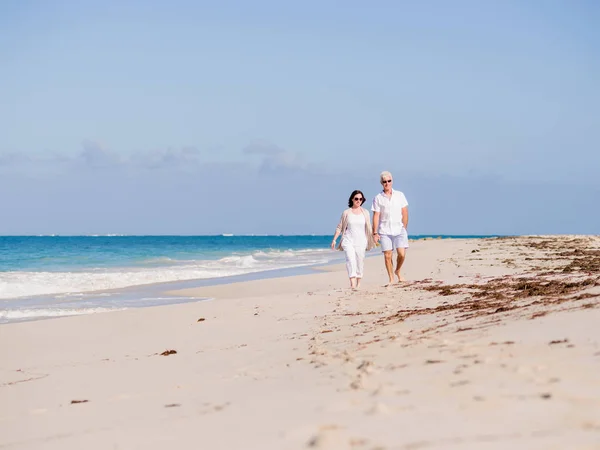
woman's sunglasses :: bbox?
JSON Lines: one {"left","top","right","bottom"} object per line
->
{"left": 353, "top": 197, "right": 364, "bottom": 201}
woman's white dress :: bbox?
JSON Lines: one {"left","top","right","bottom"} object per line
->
{"left": 341, "top": 212, "right": 367, "bottom": 278}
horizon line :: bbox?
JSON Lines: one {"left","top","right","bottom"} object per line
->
{"left": 2, "top": 233, "right": 507, "bottom": 238}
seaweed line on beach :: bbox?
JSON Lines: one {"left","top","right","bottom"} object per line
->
{"left": 323, "top": 236, "right": 600, "bottom": 348}
{"left": 398, "top": 275, "right": 600, "bottom": 323}
{"left": 387, "top": 236, "right": 600, "bottom": 334}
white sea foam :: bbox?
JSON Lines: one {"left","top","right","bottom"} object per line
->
{"left": 0, "top": 248, "right": 337, "bottom": 300}
{"left": 0, "top": 307, "right": 122, "bottom": 322}
{"left": 218, "top": 255, "right": 257, "bottom": 267}
{"left": 141, "top": 257, "right": 180, "bottom": 264}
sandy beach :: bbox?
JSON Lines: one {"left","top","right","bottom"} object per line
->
{"left": 1, "top": 236, "right": 600, "bottom": 449}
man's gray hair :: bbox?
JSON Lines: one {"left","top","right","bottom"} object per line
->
{"left": 380, "top": 171, "right": 392, "bottom": 183}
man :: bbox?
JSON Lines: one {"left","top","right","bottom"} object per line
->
{"left": 371, "top": 171, "right": 409, "bottom": 285}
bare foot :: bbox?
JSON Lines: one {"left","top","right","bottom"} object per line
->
{"left": 395, "top": 271, "right": 406, "bottom": 282}
{"left": 350, "top": 278, "right": 357, "bottom": 289}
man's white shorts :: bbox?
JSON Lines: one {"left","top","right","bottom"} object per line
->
{"left": 379, "top": 229, "right": 409, "bottom": 252}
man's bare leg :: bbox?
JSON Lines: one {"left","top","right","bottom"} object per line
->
{"left": 394, "top": 248, "right": 406, "bottom": 282}
{"left": 383, "top": 251, "right": 394, "bottom": 286}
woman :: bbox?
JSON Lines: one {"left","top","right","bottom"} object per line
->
{"left": 331, "top": 190, "right": 376, "bottom": 290}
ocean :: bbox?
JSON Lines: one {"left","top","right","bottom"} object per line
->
{"left": 0, "top": 235, "right": 495, "bottom": 324}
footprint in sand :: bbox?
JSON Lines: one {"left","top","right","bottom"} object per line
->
{"left": 366, "top": 402, "right": 392, "bottom": 415}
{"left": 196, "top": 402, "right": 230, "bottom": 415}
{"left": 307, "top": 428, "right": 350, "bottom": 449}
{"left": 349, "top": 374, "right": 367, "bottom": 390}
{"left": 357, "top": 360, "right": 376, "bottom": 374}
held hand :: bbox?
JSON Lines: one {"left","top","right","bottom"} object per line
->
{"left": 373, "top": 233, "right": 380, "bottom": 243}
{"left": 330, "top": 240, "right": 336, "bottom": 250}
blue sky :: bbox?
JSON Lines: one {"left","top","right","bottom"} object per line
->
{"left": 1, "top": 0, "right": 599, "bottom": 235}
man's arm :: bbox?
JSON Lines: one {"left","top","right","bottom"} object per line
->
{"left": 372, "top": 211, "right": 381, "bottom": 243}
{"left": 371, "top": 196, "right": 381, "bottom": 241}
{"left": 372, "top": 211, "right": 380, "bottom": 234}
{"left": 402, "top": 206, "right": 409, "bottom": 230}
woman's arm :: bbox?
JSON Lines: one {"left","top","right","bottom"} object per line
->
{"left": 331, "top": 212, "right": 345, "bottom": 249}
{"left": 363, "top": 209, "right": 376, "bottom": 249}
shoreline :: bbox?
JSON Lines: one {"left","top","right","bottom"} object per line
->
{"left": 1, "top": 236, "right": 599, "bottom": 449}
{"left": 0, "top": 236, "right": 497, "bottom": 300}
{"left": 0, "top": 236, "right": 488, "bottom": 325}
{"left": 0, "top": 254, "right": 353, "bottom": 325}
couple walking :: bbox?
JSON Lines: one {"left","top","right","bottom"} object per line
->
{"left": 331, "top": 171, "right": 409, "bottom": 289}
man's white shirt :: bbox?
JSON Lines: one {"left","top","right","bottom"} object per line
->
{"left": 371, "top": 189, "right": 409, "bottom": 236}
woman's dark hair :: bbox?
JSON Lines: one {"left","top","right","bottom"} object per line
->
{"left": 348, "top": 190, "right": 366, "bottom": 208}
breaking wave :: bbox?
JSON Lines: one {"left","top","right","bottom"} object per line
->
{"left": 0, "top": 248, "right": 336, "bottom": 300}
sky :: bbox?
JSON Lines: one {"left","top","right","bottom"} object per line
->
{"left": 1, "top": 0, "right": 599, "bottom": 235}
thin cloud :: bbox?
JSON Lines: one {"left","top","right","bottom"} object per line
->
{"left": 79, "top": 139, "right": 121, "bottom": 168}
{"left": 243, "top": 140, "right": 284, "bottom": 156}
{"left": 0, "top": 140, "right": 325, "bottom": 177}
{"left": 0, "top": 152, "right": 29, "bottom": 166}
{"left": 243, "top": 140, "right": 312, "bottom": 173}
{"left": 130, "top": 146, "right": 203, "bottom": 169}
{"left": 0, "top": 141, "right": 206, "bottom": 172}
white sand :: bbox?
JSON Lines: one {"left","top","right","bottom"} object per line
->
{"left": 1, "top": 237, "right": 599, "bottom": 449}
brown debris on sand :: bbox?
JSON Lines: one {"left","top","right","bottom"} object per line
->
{"left": 376, "top": 236, "right": 600, "bottom": 334}
{"left": 396, "top": 276, "right": 599, "bottom": 327}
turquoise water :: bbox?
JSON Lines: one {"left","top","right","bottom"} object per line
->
{"left": 0, "top": 235, "right": 497, "bottom": 323}
{"left": 0, "top": 235, "right": 335, "bottom": 272}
